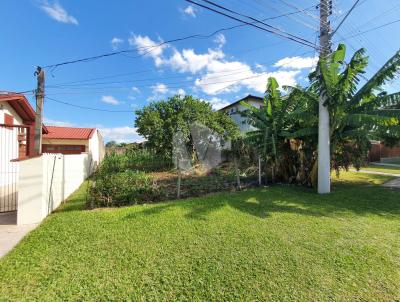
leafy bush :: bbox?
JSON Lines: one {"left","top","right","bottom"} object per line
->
{"left": 88, "top": 171, "right": 164, "bottom": 208}
{"left": 99, "top": 149, "right": 172, "bottom": 175}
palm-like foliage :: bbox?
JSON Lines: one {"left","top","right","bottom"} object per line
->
{"left": 287, "top": 44, "right": 400, "bottom": 174}
{"left": 243, "top": 44, "right": 400, "bottom": 187}
{"left": 241, "top": 78, "right": 303, "bottom": 182}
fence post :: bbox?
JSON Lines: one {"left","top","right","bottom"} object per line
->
{"left": 177, "top": 158, "right": 181, "bottom": 199}
{"left": 234, "top": 156, "right": 241, "bottom": 190}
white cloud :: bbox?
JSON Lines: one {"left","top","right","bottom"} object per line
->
{"left": 131, "top": 34, "right": 311, "bottom": 95}
{"left": 177, "top": 88, "right": 186, "bottom": 95}
{"left": 99, "top": 126, "right": 144, "bottom": 143}
{"left": 131, "top": 86, "right": 140, "bottom": 93}
{"left": 44, "top": 118, "right": 74, "bottom": 127}
{"left": 39, "top": 1, "right": 78, "bottom": 25}
{"left": 129, "top": 34, "right": 166, "bottom": 63}
{"left": 208, "top": 97, "right": 230, "bottom": 110}
{"left": 274, "top": 56, "right": 318, "bottom": 70}
{"left": 160, "top": 48, "right": 225, "bottom": 73}
{"left": 213, "top": 33, "right": 226, "bottom": 47}
{"left": 183, "top": 5, "right": 196, "bottom": 17}
{"left": 151, "top": 83, "right": 168, "bottom": 94}
{"left": 101, "top": 95, "right": 120, "bottom": 105}
{"left": 110, "top": 37, "right": 123, "bottom": 50}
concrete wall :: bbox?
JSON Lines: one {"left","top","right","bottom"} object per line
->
{"left": 41, "top": 129, "right": 105, "bottom": 169}
{"left": 17, "top": 153, "right": 92, "bottom": 225}
{"left": 88, "top": 130, "right": 105, "bottom": 169}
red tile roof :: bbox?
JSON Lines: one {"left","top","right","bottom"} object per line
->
{"left": 43, "top": 126, "right": 95, "bottom": 140}
{"left": 0, "top": 93, "right": 36, "bottom": 123}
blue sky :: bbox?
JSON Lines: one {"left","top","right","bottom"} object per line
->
{"left": 1, "top": 0, "right": 399, "bottom": 142}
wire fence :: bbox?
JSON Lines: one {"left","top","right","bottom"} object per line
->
{"left": 87, "top": 147, "right": 263, "bottom": 208}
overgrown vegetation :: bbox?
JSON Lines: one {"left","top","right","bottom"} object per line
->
{"left": 88, "top": 149, "right": 259, "bottom": 208}
{"left": 242, "top": 44, "right": 400, "bottom": 186}
{"left": 88, "top": 171, "right": 163, "bottom": 208}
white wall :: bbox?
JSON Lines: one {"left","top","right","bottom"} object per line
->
{"left": 17, "top": 153, "right": 92, "bottom": 225}
{"left": 88, "top": 130, "right": 105, "bottom": 169}
{"left": 0, "top": 102, "right": 24, "bottom": 125}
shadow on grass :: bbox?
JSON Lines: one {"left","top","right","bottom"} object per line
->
{"left": 124, "top": 178, "right": 400, "bottom": 221}
{"left": 57, "top": 174, "right": 400, "bottom": 221}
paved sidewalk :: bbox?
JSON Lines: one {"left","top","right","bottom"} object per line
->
{"left": 351, "top": 169, "right": 400, "bottom": 177}
{"left": 0, "top": 212, "right": 38, "bottom": 258}
{"left": 382, "top": 178, "right": 400, "bottom": 189}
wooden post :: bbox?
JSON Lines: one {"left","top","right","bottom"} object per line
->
{"left": 234, "top": 156, "right": 241, "bottom": 190}
{"left": 34, "top": 66, "right": 45, "bottom": 155}
{"left": 258, "top": 155, "right": 262, "bottom": 186}
{"left": 177, "top": 158, "right": 181, "bottom": 199}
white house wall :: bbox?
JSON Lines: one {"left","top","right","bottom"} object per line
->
{"left": 0, "top": 102, "right": 24, "bottom": 125}
{"left": 224, "top": 98, "right": 264, "bottom": 133}
{"left": 88, "top": 130, "right": 105, "bottom": 169}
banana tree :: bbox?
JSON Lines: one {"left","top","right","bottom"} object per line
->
{"left": 241, "top": 77, "right": 302, "bottom": 183}
{"left": 287, "top": 44, "right": 400, "bottom": 177}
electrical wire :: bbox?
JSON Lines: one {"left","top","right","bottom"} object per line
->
{"left": 185, "top": 0, "right": 319, "bottom": 49}
{"left": 331, "top": 0, "right": 362, "bottom": 37}
{"left": 338, "top": 18, "right": 400, "bottom": 41}
{"left": 41, "top": 6, "right": 316, "bottom": 70}
{"left": 45, "top": 96, "right": 133, "bottom": 113}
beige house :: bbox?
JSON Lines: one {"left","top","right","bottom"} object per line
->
{"left": 219, "top": 95, "right": 264, "bottom": 132}
{"left": 42, "top": 126, "right": 105, "bottom": 168}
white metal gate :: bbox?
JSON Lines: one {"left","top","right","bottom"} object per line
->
{"left": 0, "top": 124, "right": 29, "bottom": 212}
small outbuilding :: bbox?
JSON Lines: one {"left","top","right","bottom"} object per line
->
{"left": 42, "top": 126, "right": 105, "bottom": 167}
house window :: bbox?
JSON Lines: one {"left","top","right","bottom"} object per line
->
{"left": 4, "top": 113, "right": 13, "bottom": 129}
{"left": 43, "top": 144, "right": 85, "bottom": 154}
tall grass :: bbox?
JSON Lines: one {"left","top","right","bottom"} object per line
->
{"left": 99, "top": 149, "right": 172, "bottom": 175}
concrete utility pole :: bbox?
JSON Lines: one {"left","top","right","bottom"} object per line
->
{"left": 318, "top": 0, "right": 332, "bottom": 194}
{"left": 34, "top": 66, "right": 45, "bottom": 155}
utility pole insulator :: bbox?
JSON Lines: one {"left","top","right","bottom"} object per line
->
{"left": 34, "top": 66, "right": 45, "bottom": 155}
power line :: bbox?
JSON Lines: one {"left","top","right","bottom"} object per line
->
{"left": 45, "top": 96, "right": 133, "bottom": 113}
{"left": 185, "top": 0, "right": 319, "bottom": 49}
{"left": 252, "top": 0, "right": 319, "bottom": 31}
{"left": 338, "top": 18, "right": 400, "bottom": 41}
{"left": 41, "top": 7, "right": 315, "bottom": 70}
{"left": 331, "top": 0, "right": 362, "bottom": 37}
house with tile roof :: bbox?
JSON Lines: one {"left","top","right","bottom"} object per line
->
{"left": 219, "top": 94, "right": 264, "bottom": 132}
{"left": 42, "top": 126, "right": 105, "bottom": 167}
{"left": 0, "top": 92, "right": 48, "bottom": 213}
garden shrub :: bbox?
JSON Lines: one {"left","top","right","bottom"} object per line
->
{"left": 88, "top": 171, "right": 164, "bottom": 208}
{"left": 100, "top": 149, "right": 172, "bottom": 175}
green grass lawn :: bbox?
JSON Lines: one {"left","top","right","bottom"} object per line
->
{"left": 1, "top": 172, "right": 399, "bottom": 301}
{"left": 360, "top": 164, "right": 400, "bottom": 175}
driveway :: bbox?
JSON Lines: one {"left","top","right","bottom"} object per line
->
{"left": 0, "top": 212, "right": 38, "bottom": 258}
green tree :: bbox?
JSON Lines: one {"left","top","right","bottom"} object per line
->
{"left": 105, "top": 140, "right": 117, "bottom": 148}
{"left": 135, "top": 95, "right": 239, "bottom": 157}
{"left": 241, "top": 78, "right": 304, "bottom": 183}
{"left": 243, "top": 44, "right": 400, "bottom": 187}
{"left": 287, "top": 44, "right": 400, "bottom": 181}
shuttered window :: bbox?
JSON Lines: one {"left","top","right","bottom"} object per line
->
{"left": 4, "top": 113, "right": 13, "bottom": 129}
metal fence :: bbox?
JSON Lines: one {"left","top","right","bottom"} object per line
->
{"left": 0, "top": 124, "right": 29, "bottom": 213}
